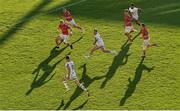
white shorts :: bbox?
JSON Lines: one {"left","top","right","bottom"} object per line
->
{"left": 143, "top": 38, "right": 151, "bottom": 50}
{"left": 132, "top": 15, "right": 139, "bottom": 21}
{"left": 125, "top": 26, "right": 133, "bottom": 33}
{"left": 66, "top": 72, "right": 77, "bottom": 80}
{"left": 59, "top": 34, "right": 69, "bottom": 43}
{"left": 69, "top": 19, "right": 76, "bottom": 26}
{"left": 96, "top": 41, "right": 104, "bottom": 48}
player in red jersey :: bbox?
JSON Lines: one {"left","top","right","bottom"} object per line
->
{"left": 137, "top": 23, "right": 158, "bottom": 57}
{"left": 124, "top": 9, "right": 135, "bottom": 43}
{"left": 63, "top": 8, "right": 84, "bottom": 32}
{"left": 55, "top": 19, "right": 73, "bottom": 49}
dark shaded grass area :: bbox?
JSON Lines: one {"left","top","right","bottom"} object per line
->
{"left": 1, "top": 0, "right": 180, "bottom": 46}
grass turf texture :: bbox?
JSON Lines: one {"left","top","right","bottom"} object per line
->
{"left": 0, "top": 0, "right": 180, "bottom": 110}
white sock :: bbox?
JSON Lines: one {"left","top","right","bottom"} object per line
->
{"left": 63, "top": 81, "right": 70, "bottom": 90}
{"left": 79, "top": 83, "right": 87, "bottom": 91}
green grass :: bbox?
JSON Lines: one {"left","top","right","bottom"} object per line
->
{"left": 0, "top": 0, "right": 180, "bottom": 110}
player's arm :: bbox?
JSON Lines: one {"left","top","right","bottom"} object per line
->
{"left": 57, "top": 27, "right": 60, "bottom": 33}
{"left": 93, "top": 38, "right": 97, "bottom": 45}
{"left": 68, "top": 26, "right": 73, "bottom": 35}
{"left": 66, "top": 64, "right": 71, "bottom": 79}
{"left": 138, "top": 8, "right": 142, "bottom": 13}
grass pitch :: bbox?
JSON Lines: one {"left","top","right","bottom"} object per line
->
{"left": 0, "top": 0, "right": 180, "bottom": 110}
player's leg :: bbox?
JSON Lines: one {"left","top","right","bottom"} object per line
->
{"left": 71, "top": 19, "right": 84, "bottom": 33}
{"left": 74, "top": 79, "right": 89, "bottom": 96}
{"left": 125, "top": 32, "right": 133, "bottom": 42}
{"left": 90, "top": 45, "right": 100, "bottom": 55}
{"left": 142, "top": 46, "right": 147, "bottom": 57}
{"left": 55, "top": 36, "right": 63, "bottom": 48}
{"left": 125, "top": 26, "right": 133, "bottom": 42}
{"left": 142, "top": 39, "right": 150, "bottom": 57}
{"left": 64, "top": 42, "right": 73, "bottom": 49}
{"left": 135, "top": 20, "right": 141, "bottom": 26}
{"left": 100, "top": 47, "right": 111, "bottom": 53}
{"left": 148, "top": 43, "right": 159, "bottom": 48}
{"left": 63, "top": 76, "right": 70, "bottom": 93}
{"left": 63, "top": 35, "right": 73, "bottom": 49}
{"left": 100, "top": 47, "right": 117, "bottom": 55}
{"left": 70, "top": 19, "right": 81, "bottom": 29}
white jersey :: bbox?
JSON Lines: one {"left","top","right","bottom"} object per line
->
{"left": 65, "top": 61, "right": 77, "bottom": 80}
{"left": 129, "top": 7, "right": 139, "bottom": 20}
{"left": 95, "top": 32, "right": 104, "bottom": 47}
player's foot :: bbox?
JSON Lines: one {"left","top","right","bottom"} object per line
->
{"left": 56, "top": 46, "right": 60, "bottom": 49}
{"left": 128, "top": 39, "right": 133, "bottom": 44}
{"left": 81, "top": 28, "right": 85, "bottom": 34}
{"left": 86, "top": 90, "right": 90, "bottom": 97}
{"left": 111, "top": 50, "right": 117, "bottom": 55}
{"left": 64, "top": 89, "right": 70, "bottom": 94}
{"left": 70, "top": 44, "right": 73, "bottom": 49}
{"left": 84, "top": 54, "right": 90, "bottom": 59}
{"left": 154, "top": 43, "right": 159, "bottom": 47}
{"left": 131, "top": 29, "right": 137, "bottom": 33}
{"left": 141, "top": 54, "right": 146, "bottom": 58}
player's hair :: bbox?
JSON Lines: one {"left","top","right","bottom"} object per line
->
{"left": 124, "top": 9, "right": 129, "bottom": 12}
{"left": 60, "top": 19, "right": 64, "bottom": 23}
{"left": 131, "top": 3, "right": 135, "bottom": 6}
{"left": 94, "top": 28, "right": 98, "bottom": 32}
{"left": 66, "top": 55, "right": 70, "bottom": 60}
{"left": 141, "top": 23, "right": 146, "bottom": 27}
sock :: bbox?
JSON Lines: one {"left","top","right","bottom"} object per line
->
{"left": 63, "top": 81, "right": 70, "bottom": 90}
{"left": 79, "top": 83, "right": 87, "bottom": 91}
{"left": 70, "top": 44, "right": 73, "bottom": 49}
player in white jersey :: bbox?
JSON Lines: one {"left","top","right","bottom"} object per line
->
{"left": 88, "top": 28, "right": 116, "bottom": 56}
{"left": 129, "top": 3, "right": 142, "bottom": 26}
{"left": 63, "top": 55, "right": 89, "bottom": 96}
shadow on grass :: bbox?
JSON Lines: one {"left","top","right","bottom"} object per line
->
{"left": 100, "top": 42, "right": 132, "bottom": 88}
{"left": 25, "top": 48, "right": 66, "bottom": 95}
{"left": 48, "top": 0, "right": 180, "bottom": 26}
{"left": 100, "top": 33, "right": 140, "bottom": 89}
{"left": 120, "top": 56, "right": 155, "bottom": 106}
{"left": 0, "top": 0, "right": 83, "bottom": 46}
{"left": 0, "top": 0, "right": 52, "bottom": 46}
{"left": 26, "top": 36, "right": 83, "bottom": 95}
{"left": 2, "top": 0, "right": 179, "bottom": 46}
{"left": 72, "top": 100, "right": 89, "bottom": 110}
{"left": 57, "top": 63, "right": 104, "bottom": 110}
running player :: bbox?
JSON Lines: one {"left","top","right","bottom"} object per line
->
{"left": 137, "top": 23, "right": 158, "bottom": 57}
{"left": 87, "top": 28, "right": 116, "bottom": 57}
{"left": 129, "top": 3, "right": 142, "bottom": 26}
{"left": 63, "top": 55, "right": 90, "bottom": 96}
{"left": 63, "top": 8, "right": 84, "bottom": 32}
{"left": 124, "top": 9, "right": 134, "bottom": 43}
{"left": 55, "top": 19, "right": 73, "bottom": 49}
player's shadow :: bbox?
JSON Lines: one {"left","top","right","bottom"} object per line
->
{"left": 25, "top": 48, "right": 66, "bottom": 95}
{"left": 100, "top": 42, "right": 132, "bottom": 88}
{"left": 47, "top": 0, "right": 180, "bottom": 26}
{"left": 120, "top": 56, "right": 155, "bottom": 106}
{"left": 26, "top": 36, "right": 83, "bottom": 95}
{"left": 0, "top": 0, "right": 52, "bottom": 46}
{"left": 57, "top": 64, "right": 104, "bottom": 110}
{"left": 100, "top": 33, "right": 139, "bottom": 89}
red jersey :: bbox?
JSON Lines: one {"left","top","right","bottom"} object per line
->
{"left": 141, "top": 27, "right": 149, "bottom": 40}
{"left": 124, "top": 15, "right": 132, "bottom": 26}
{"left": 59, "top": 23, "right": 70, "bottom": 35}
{"left": 64, "top": 11, "right": 73, "bottom": 21}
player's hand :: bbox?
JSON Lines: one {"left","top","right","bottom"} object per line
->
{"left": 70, "top": 31, "right": 73, "bottom": 36}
